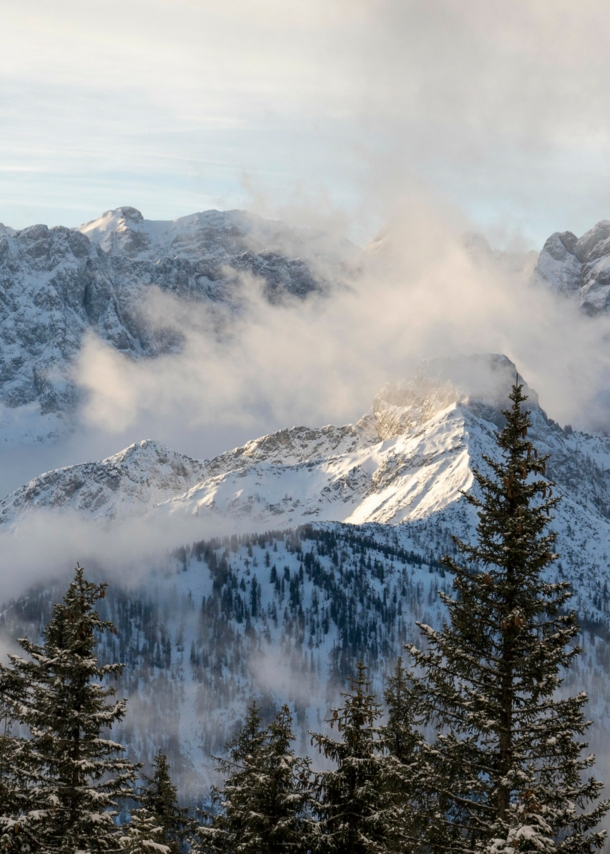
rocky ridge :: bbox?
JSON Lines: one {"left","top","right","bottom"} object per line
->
{"left": 533, "top": 220, "right": 610, "bottom": 314}
{"left": 2, "top": 354, "right": 610, "bottom": 623}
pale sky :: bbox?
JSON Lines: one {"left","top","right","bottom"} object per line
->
{"left": 2, "top": 0, "right": 610, "bottom": 247}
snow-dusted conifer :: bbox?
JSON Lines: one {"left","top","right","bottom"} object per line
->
{"left": 140, "top": 751, "right": 193, "bottom": 854}
{"left": 312, "top": 662, "right": 389, "bottom": 854}
{"left": 119, "top": 808, "right": 170, "bottom": 853}
{"left": 198, "top": 702, "right": 312, "bottom": 853}
{"left": 0, "top": 677, "right": 31, "bottom": 852}
{"left": 378, "top": 658, "right": 431, "bottom": 852}
{"left": 407, "top": 381, "right": 608, "bottom": 853}
{"left": 0, "top": 565, "right": 136, "bottom": 852}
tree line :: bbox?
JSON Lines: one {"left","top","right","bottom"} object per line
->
{"left": 0, "top": 382, "right": 608, "bottom": 853}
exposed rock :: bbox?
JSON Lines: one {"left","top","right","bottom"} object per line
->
{"left": 533, "top": 220, "right": 610, "bottom": 314}
{"left": 0, "top": 207, "right": 356, "bottom": 423}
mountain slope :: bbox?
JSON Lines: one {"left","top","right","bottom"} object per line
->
{"left": 2, "top": 353, "right": 610, "bottom": 622}
{"left": 0, "top": 439, "right": 207, "bottom": 524}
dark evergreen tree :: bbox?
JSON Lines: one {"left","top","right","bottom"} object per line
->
{"left": 407, "top": 382, "right": 608, "bottom": 853}
{"left": 0, "top": 669, "right": 32, "bottom": 852}
{"left": 312, "top": 662, "right": 389, "bottom": 853}
{"left": 0, "top": 565, "right": 136, "bottom": 852}
{"left": 198, "top": 702, "right": 312, "bottom": 853}
{"left": 140, "top": 751, "right": 193, "bottom": 853}
{"left": 378, "top": 658, "right": 430, "bottom": 853}
{"left": 382, "top": 658, "right": 420, "bottom": 769}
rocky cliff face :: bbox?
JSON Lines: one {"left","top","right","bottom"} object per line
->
{"left": 533, "top": 220, "right": 610, "bottom": 314}
{"left": 0, "top": 207, "right": 355, "bottom": 419}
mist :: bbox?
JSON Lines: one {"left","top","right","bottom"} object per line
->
{"left": 74, "top": 202, "right": 610, "bottom": 454}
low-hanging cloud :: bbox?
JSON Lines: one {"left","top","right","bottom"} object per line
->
{"left": 75, "top": 202, "right": 610, "bottom": 451}
{"left": 0, "top": 506, "right": 243, "bottom": 603}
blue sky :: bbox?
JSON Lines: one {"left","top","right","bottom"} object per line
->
{"left": 2, "top": 0, "right": 610, "bottom": 248}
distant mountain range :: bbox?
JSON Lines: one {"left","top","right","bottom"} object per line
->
{"left": 0, "top": 206, "right": 356, "bottom": 427}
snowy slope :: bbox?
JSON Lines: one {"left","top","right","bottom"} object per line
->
{"left": 3, "top": 521, "right": 610, "bottom": 801}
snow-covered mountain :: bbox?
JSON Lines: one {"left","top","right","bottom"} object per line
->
{"left": 0, "top": 353, "right": 514, "bottom": 528}
{"left": 533, "top": 220, "right": 610, "bottom": 314}
{"left": 0, "top": 206, "right": 356, "bottom": 422}
{"left": 2, "top": 354, "right": 610, "bottom": 620}
{"left": 2, "top": 352, "right": 610, "bottom": 796}
{"left": 0, "top": 439, "right": 207, "bottom": 524}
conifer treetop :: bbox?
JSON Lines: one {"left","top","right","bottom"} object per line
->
{"left": 0, "top": 564, "right": 136, "bottom": 853}
{"left": 406, "top": 381, "right": 608, "bottom": 854}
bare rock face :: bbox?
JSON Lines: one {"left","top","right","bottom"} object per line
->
{"left": 0, "top": 207, "right": 356, "bottom": 422}
{"left": 533, "top": 220, "right": 610, "bottom": 314}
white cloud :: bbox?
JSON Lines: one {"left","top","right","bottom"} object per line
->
{"left": 75, "top": 203, "right": 610, "bottom": 446}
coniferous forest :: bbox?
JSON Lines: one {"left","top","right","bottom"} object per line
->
{"left": 0, "top": 383, "right": 608, "bottom": 853}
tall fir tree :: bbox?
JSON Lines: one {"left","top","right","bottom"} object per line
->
{"left": 140, "top": 751, "right": 193, "bottom": 854}
{"left": 407, "top": 381, "right": 608, "bottom": 853}
{"left": 198, "top": 702, "right": 312, "bottom": 854}
{"left": 0, "top": 565, "right": 136, "bottom": 853}
{"left": 0, "top": 668, "right": 32, "bottom": 852}
{"left": 378, "top": 658, "right": 432, "bottom": 853}
{"left": 311, "top": 662, "right": 390, "bottom": 854}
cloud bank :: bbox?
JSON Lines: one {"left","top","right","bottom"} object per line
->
{"left": 75, "top": 205, "right": 610, "bottom": 449}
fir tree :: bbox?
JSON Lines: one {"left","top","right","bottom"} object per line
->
{"left": 119, "top": 808, "right": 170, "bottom": 853}
{"left": 198, "top": 702, "right": 312, "bottom": 854}
{"left": 140, "top": 751, "right": 193, "bottom": 854}
{"left": 311, "top": 662, "right": 389, "bottom": 854}
{"left": 0, "top": 674, "right": 19, "bottom": 816}
{"left": 407, "top": 381, "right": 608, "bottom": 853}
{"left": 0, "top": 565, "right": 136, "bottom": 852}
{"left": 382, "top": 658, "right": 421, "bottom": 768}
{"left": 378, "top": 658, "right": 430, "bottom": 853}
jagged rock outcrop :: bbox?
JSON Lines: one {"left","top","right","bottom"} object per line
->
{"left": 533, "top": 220, "right": 610, "bottom": 314}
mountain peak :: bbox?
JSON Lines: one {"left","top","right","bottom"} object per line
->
{"left": 114, "top": 206, "right": 144, "bottom": 222}
{"left": 372, "top": 354, "right": 536, "bottom": 439}
{"left": 534, "top": 218, "right": 610, "bottom": 313}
